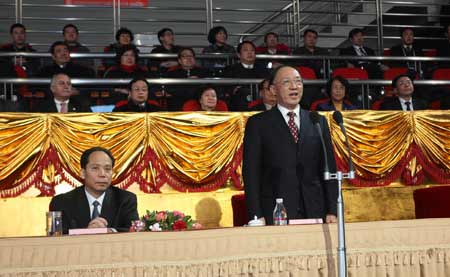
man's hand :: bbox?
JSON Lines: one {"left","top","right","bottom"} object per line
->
{"left": 160, "top": 61, "right": 178, "bottom": 68}
{"left": 325, "top": 214, "right": 337, "bottom": 224}
{"left": 87, "top": 217, "right": 108, "bottom": 228}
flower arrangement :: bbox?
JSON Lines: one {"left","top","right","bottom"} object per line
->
{"left": 130, "top": 210, "right": 202, "bottom": 232}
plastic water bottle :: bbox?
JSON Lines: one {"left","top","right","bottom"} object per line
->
{"left": 273, "top": 198, "right": 288, "bottom": 225}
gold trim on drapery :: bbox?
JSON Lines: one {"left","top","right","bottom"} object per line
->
{"left": 0, "top": 111, "right": 448, "bottom": 197}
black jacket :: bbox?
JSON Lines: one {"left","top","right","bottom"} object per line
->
{"left": 49, "top": 185, "right": 139, "bottom": 234}
{"left": 243, "top": 107, "right": 338, "bottom": 224}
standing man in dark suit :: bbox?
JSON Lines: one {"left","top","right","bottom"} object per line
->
{"left": 380, "top": 74, "right": 428, "bottom": 111}
{"left": 30, "top": 73, "right": 91, "bottom": 113}
{"left": 243, "top": 65, "right": 338, "bottom": 225}
{"left": 49, "top": 147, "right": 139, "bottom": 234}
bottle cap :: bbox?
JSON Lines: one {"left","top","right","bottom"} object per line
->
{"left": 276, "top": 198, "right": 283, "bottom": 203}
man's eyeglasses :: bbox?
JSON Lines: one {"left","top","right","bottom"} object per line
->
{"left": 275, "top": 79, "right": 303, "bottom": 88}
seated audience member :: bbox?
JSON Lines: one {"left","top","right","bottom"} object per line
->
{"left": 380, "top": 74, "right": 427, "bottom": 111}
{"left": 437, "top": 23, "right": 450, "bottom": 67}
{"left": 164, "top": 47, "right": 209, "bottom": 111}
{"left": 104, "top": 27, "right": 136, "bottom": 69}
{"left": 340, "top": 28, "right": 388, "bottom": 79}
{"left": 389, "top": 27, "right": 423, "bottom": 74}
{"left": 183, "top": 85, "right": 227, "bottom": 112}
{"left": 37, "top": 41, "right": 95, "bottom": 78}
{"left": 62, "top": 24, "right": 93, "bottom": 69}
{"left": 49, "top": 147, "right": 139, "bottom": 234}
{"left": 202, "top": 26, "right": 236, "bottom": 75}
{"left": 104, "top": 45, "right": 149, "bottom": 102}
{"left": 250, "top": 79, "right": 276, "bottom": 111}
{"left": 148, "top": 28, "right": 181, "bottom": 74}
{"left": 292, "top": 29, "right": 328, "bottom": 78}
{"left": 63, "top": 24, "right": 90, "bottom": 54}
{"left": 0, "top": 23, "right": 40, "bottom": 77}
{"left": 316, "top": 76, "right": 357, "bottom": 111}
{"left": 224, "top": 41, "right": 270, "bottom": 111}
{"left": 113, "top": 78, "right": 160, "bottom": 112}
{"left": 31, "top": 73, "right": 92, "bottom": 113}
{"left": 256, "top": 32, "right": 291, "bottom": 69}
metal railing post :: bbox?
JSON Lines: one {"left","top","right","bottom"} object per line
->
{"left": 376, "top": 0, "right": 384, "bottom": 54}
{"left": 15, "top": 0, "right": 22, "bottom": 23}
{"left": 117, "top": 0, "right": 121, "bottom": 28}
{"left": 205, "top": 0, "right": 213, "bottom": 34}
{"left": 334, "top": 0, "right": 342, "bottom": 24}
{"left": 113, "top": 0, "right": 118, "bottom": 40}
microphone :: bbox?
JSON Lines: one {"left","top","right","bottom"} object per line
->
{"left": 309, "top": 111, "right": 330, "bottom": 180}
{"left": 333, "top": 111, "right": 355, "bottom": 178}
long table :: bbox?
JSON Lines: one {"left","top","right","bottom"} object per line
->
{"left": 1, "top": 218, "right": 450, "bottom": 277}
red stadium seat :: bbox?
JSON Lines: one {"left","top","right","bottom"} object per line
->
{"left": 309, "top": 98, "right": 330, "bottom": 111}
{"left": 383, "top": 49, "right": 391, "bottom": 56}
{"left": 332, "top": 67, "right": 368, "bottom": 80}
{"left": 432, "top": 68, "right": 450, "bottom": 80}
{"left": 248, "top": 98, "right": 263, "bottom": 109}
{"left": 414, "top": 186, "right": 450, "bottom": 218}
{"left": 297, "top": 66, "right": 317, "bottom": 80}
{"left": 424, "top": 49, "right": 437, "bottom": 57}
{"left": 114, "top": 99, "right": 160, "bottom": 109}
{"left": 430, "top": 100, "right": 441, "bottom": 110}
{"left": 231, "top": 193, "right": 248, "bottom": 226}
{"left": 182, "top": 99, "right": 228, "bottom": 111}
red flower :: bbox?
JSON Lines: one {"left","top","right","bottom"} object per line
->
{"left": 173, "top": 220, "right": 187, "bottom": 231}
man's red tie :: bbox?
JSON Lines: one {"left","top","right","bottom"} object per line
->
{"left": 287, "top": 112, "right": 299, "bottom": 143}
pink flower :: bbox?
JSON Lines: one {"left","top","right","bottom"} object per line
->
{"left": 156, "top": 211, "right": 167, "bottom": 222}
{"left": 192, "top": 222, "right": 202, "bottom": 229}
{"left": 173, "top": 210, "right": 185, "bottom": 218}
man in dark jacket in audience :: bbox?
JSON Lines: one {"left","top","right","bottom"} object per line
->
{"left": 380, "top": 74, "right": 427, "bottom": 111}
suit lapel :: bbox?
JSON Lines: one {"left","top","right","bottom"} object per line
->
{"left": 101, "top": 187, "right": 117, "bottom": 228}
{"left": 75, "top": 186, "right": 91, "bottom": 228}
{"left": 297, "top": 109, "right": 311, "bottom": 163}
{"left": 270, "top": 108, "right": 297, "bottom": 146}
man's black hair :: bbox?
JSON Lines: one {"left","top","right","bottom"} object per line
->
{"left": 80, "top": 147, "right": 115, "bottom": 169}
{"left": 10, "top": 23, "right": 25, "bottom": 34}
{"left": 157, "top": 28, "right": 174, "bottom": 44}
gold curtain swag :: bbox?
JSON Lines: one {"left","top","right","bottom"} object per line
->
{"left": 0, "top": 111, "right": 449, "bottom": 198}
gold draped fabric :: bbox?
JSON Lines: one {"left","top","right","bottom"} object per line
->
{"left": 2, "top": 219, "right": 450, "bottom": 276}
{"left": 0, "top": 111, "right": 449, "bottom": 197}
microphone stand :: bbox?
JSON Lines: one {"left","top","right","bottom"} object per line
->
{"left": 324, "top": 170, "right": 354, "bottom": 277}
{"left": 325, "top": 111, "right": 355, "bottom": 277}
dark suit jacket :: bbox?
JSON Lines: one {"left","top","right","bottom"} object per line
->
{"left": 340, "top": 45, "right": 375, "bottom": 66}
{"left": 49, "top": 185, "right": 139, "bottom": 234}
{"left": 389, "top": 44, "right": 423, "bottom": 68}
{"left": 243, "top": 107, "right": 338, "bottom": 224}
{"left": 30, "top": 97, "right": 92, "bottom": 113}
{"left": 249, "top": 103, "right": 271, "bottom": 111}
{"left": 379, "top": 97, "right": 428, "bottom": 110}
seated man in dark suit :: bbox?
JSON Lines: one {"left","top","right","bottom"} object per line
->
{"left": 224, "top": 41, "right": 270, "bottom": 111}
{"left": 164, "top": 47, "right": 210, "bottom": 111}
{"left": 243, "top": 65, "right": 338, "bottom": 225}
{"left": 389, "top": 27, "right": 424, "bottom": 74}
{"left": 30, "top": 73, "right": 91, "bottom": 113}
{"left": 250, "top": 79, "right": 277, "bottom": 111}
{"left": 112, "top": 78, "right": 160, "bottom": 112}
{"left": 340, "top": 28, "right": 388, "bottom": 79}
{"left": 292, "top": 29, "right": 328, "bottom": 78}
{"left": 37, "top": 41, "right": 94, "bottom": 78}
{"left": 49, "top": 147, "right": 139, "bottom": 234}
{"left": 437, "top": 23, "right": 450, "bottom": 68}
{"left": 380, "top": 74, "right": 427, "bottom": 111}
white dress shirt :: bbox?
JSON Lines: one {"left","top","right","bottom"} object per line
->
{"left": 277, "top": 104, "right": 300, "bottom": 130}
{"left": 399, "top": 97, "right": 414, "bottom": 111}
{"left": 54, "top": 99, "right": 70, "bottom": 113}
{"left": 84, "top": 189, "right": 106, "bottom": 219}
